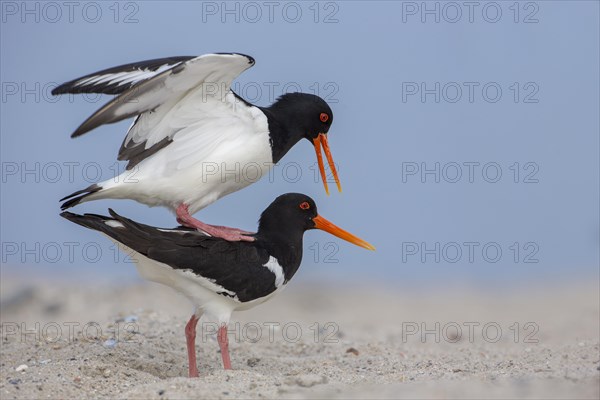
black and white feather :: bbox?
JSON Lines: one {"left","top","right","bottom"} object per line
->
{"left": 54, "top": 53, "right": 255, "bottom": 138}
{"left": 52, "top": 56, "right": 195, "bottom": 96}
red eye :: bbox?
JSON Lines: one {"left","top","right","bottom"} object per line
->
{"left": 299, "top": 201, "right": 310, "bottom": 210}
{"left": 320, "top": 113, "right": 329, "bottom": 123}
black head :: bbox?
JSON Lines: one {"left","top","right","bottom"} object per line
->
{"left": 265, "top": 94, "right": 341, "bottom": 195}
{"left": 257, "top": 193, "right": 375, "bottom": 250}
{"left": 258, "top": 193, "right": 318, "bottom": 236}
{"left": 268, "top": 93, "right": 333, "bottom": 141}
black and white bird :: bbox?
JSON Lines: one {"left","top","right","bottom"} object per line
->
{"left": 61, "top": 193, "right": 374, "bottom": 377}
{"left": 54, "top": 53, "right": 342, "bottom": 241}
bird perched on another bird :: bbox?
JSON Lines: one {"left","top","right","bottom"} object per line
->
{"left": 61, "top": 193, "right": 374, "bottom": 377}
{"left": 54, "top": 53, "right": 342, "bottom": 241}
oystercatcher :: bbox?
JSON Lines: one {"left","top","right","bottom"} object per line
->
{"left": 61, "top": 193, "right": 374, "bottom": 377}
{"left": 54, "top": 53, "right": 342, "bottom": 241}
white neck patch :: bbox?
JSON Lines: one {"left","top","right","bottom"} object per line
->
{"left": 263, "top": 256, "right": 285, "bottom": 288}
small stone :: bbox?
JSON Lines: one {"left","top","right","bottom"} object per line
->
{"left": 346, "top": 347, "right": 359, "bottom": 356}
{"left": 247, "top": 357, "right": 260, "bottom": 367}
{"left": 74, "top": 376, "right": 81, "bottom": 383}
{"left": 15, "top": 364, "right": 28, "bottom": 372}
{"left": 103, "top": 339, "right": 117, "bottom": 349}
{"left": 102, "top": 369, "right": 112, "bottom": 378}
{"left": 124, "top": 315, "right": 138, "bottom": 323}
{"left": 9, "top": 378, "right": 21, "bottom": 385}
{"left": 39, "top": 359, "right": 51, "bottom": 365}
{"left": 578, "top": 342, "right": 585, "bottom": 347}
{"left": 158, "top": 389, "right": 165, "bottom": 396}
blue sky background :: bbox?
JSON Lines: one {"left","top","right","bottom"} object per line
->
{"left": 1, "top": 1, "right": 598, "bottom": 288}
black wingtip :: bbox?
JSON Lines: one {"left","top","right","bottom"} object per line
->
{"left": 51, "top": 85, "right": 69, "bottom": 96}
{"left": 214, "top": 52, "right": 255, "bottom": 65}
{"left": 59, "top": 211, "right": 76, "bottom": 219}
{"left": 70, "top": 121, "right": 93, "bottom": 138}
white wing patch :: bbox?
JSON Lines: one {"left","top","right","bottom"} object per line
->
{"left": 178, "top": 269, "right": 238, "bottom": 299}
{"left": 263, "top": 256, "right": 285, "bottom": 288}
{"left": 73, "top": 64, "right": 176, "bottom": 90}
{"left": 105, "top": 220, "right": 124, "bottom": 228}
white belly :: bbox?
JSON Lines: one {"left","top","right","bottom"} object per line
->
{"left": 115, "top": 137, "right": 273, "bottom": 214}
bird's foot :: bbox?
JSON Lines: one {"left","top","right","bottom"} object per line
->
{"left": 205, "top": 224, "right": 256, "bottom": 242}
{"left": 176, "top": 204, "right": 255, "bottom": 242}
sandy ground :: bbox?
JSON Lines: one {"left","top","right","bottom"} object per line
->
{"left": 1, "top": 273, "right": 598, "bottom": 399}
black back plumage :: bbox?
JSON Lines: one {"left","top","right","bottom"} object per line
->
{"left": 60, "top": 209, "right": 280, "bottom": 301}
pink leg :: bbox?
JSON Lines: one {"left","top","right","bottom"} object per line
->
{"left": 217, "top": 325, "right": 232, "bottom": 370}
{"left": 185, "top": 314, "right": 200, "bottom": 378}
{"left": 176, "top": 204, "right": 255, "bottom": 242}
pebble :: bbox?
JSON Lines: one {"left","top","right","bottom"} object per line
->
{"left": 39, "top": 359, "right": 51, "bottom": 365}
{"left": 15, "top": 364, "right": 28, "bottom": 372}
{"left": 102, "top": 369, "right": 112, "bottom": 378}
{"left": 103, "top": 339, "right": 117, "bottom": 349}
{"left": 124, "top": 315, "right": 138, "bottom": 323}
{"left": 346, "top": 347, "right": 359, "bottom": 356}
{"left": 247, "top": 357, "right": 260, "bottom": 367}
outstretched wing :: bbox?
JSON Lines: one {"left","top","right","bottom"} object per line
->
{"left": 52, "top": 56, "right": 195, "bottom": 96}
{"left": 54, "top": 53, "right": 258, "bottom": 170}
{"left": 54, "top": 53, "right": 255, "bottom": 138}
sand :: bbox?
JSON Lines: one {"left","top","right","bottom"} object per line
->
{"left": 1, "top": 274, "right": 598, "bottom": 399}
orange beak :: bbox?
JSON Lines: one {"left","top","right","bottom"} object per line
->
{"left": 312, "top": 133, "right": 342, "bottom": 195}
{"left": 313, "top": 215, "right": 375, "bottom": 251}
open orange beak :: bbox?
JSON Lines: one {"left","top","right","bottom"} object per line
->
{"left": 313, "top": 215, "right": 375, "bottom": 251}
{"left": 312, "top": 133, "right": 342, "bottom": 195}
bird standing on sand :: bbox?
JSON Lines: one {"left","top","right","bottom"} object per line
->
{"left": 61, "top": 193, "right": 374, "bottom": 377}
{"left": 54, "top": 53, "right": 342, "bottom": 241}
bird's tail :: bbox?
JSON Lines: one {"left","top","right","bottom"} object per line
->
{"left": 60, "top": 184, "right": 102, "bottom": 210}
{"left": 60, "top": 209, "right": 152, "bottom": 253}
{"left": 60, "top": 209, "right": 116, "bottom": 234}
